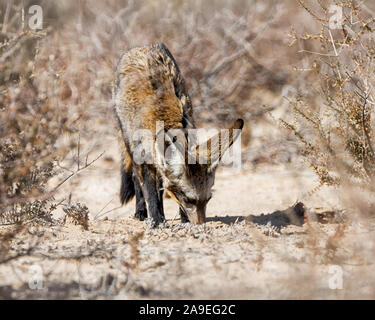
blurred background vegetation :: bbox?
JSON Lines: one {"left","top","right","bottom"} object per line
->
{"left": 2, "top": 0, "right": 375, "bottom": 300}
{"left": 1, "top": 0, "right": 375, "bottom": 221}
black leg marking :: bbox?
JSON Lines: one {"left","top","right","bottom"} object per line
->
{"left": 142, "top": 166, "right": 165, "bottom": 227}
{"left": 133, "top": 174, "right": 147, "bottom": 221}
{"left": 179, "top": 208, "right": 189, "bottom": 223}
{"left": 158, "top": 183, "right": 165, "bottom": 219}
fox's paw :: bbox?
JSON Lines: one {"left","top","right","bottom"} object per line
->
{"left": 145, "top": 216, "right": 166, "bottom": 228}
{"left": 135, "top": 209, "right": 147, "bottom": 221}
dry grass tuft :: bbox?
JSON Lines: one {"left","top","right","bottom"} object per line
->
{"left": 63, "top": 202, "right": 89, "bottom": 230}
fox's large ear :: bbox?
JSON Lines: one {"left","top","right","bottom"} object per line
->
{"left": 196, "top": 119, "right": 244, "bottom": 172}
{"left": 155, "top": 128, "right": 187, "bottom": 177}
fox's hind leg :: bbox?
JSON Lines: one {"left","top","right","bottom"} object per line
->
{"left": 133, "top": 172, "right": 147, "bottom": 221}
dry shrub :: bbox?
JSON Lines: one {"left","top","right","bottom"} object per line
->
{"left": 0, "top": 2, "right": 80, "bottom": 224}
{"left": 275, "top": 2, "right": 375, "bottom": 289}
{"left": 284, "top": 1, "right": 375, "bottom": 205}
{"left": 63, "top": 202, "right": 89, "bottom": 230}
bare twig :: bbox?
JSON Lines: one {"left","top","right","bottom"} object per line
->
{"left": 54, "top": 151, "right": 105, "bottom": 191}
{"left": 94, "top": 199, "right": 114, "bottom": 220}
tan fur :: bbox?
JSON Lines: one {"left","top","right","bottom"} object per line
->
{"left": 115, "top": 43, "right": 194, "bottom": 183}
{"left": 116, "top": 44, "right": 192, "bottom": 132}
{"left": 120, "top": 138, "right": 132, "bottom": 174}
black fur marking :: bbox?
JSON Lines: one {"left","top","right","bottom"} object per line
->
{"left": 120, "top": 165, "right": 135, "bottom": 205}
{"left": 159, "top": 188, "right": 165, "bottom": 218}
{"left": 134, "top": 173, "right": 147, "bottom": 221}
{"left": 179, "top": 207, "right": 190, "bottom": 223}
{"left": 181, "top": 110, "right": 189, "bottom": 128}
{"left": 142, "top": 165, "right": 165, "bottom": 227}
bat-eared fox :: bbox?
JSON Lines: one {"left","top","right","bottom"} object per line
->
{"left": 114, "top": 43, "right": 243, "bottom": 226}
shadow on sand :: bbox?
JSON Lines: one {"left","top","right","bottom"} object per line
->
{"left": 207, "top": 202, "right": 306, "bottom": 229}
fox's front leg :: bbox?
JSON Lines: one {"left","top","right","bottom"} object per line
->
{"left": 141, "top": 165, "right": 165, "bottom": 226}
{"left": 179, "top": 208, "right": 189, "bottom": 223}
{"left": 159, "top": 187, "right": 165, "bottom": 218}
{"left": 133, "top": 172, "right": 147, "bottom": 221}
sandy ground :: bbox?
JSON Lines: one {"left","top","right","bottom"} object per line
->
{"left": 1, "top": 130, "right": 375, "bottom": 300}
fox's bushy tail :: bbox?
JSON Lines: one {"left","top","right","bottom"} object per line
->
{"left": 120, "top": 141, "right": 135, "bottom": 205}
